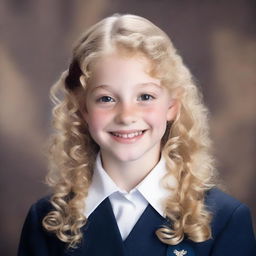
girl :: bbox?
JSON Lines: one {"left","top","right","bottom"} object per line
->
{"left": 18, "top": 14, "right": 256, "bottom": 256}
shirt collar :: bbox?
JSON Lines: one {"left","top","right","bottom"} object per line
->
{"left": 136, "top": 156, "right": 170, "bottom": 216}
{"left": 84, "top": 152, "right": 171, "bottom": 218}
{"left": 85, "top": 153, "right": 119, "bottom": 217}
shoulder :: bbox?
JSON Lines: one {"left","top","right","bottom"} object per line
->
{"left": 200, "top": 188, "right": 256, "bottom": 255}
{"left": 205, "top": 187, "right": 254, "bottom": 238}
{"left": 205, "top": 187, "right": 242, "bottom": 214}
{"left": 26, "top": 194, "right": 53, "bottom": 222}
{"left": 34, "top": 194, "right": 52, "bottom": 207}
{"left": 18, "top": 195, "right": 67, "bottom": 255}
{"left": 20, "top": 195, "right": 57, "bottom": 243}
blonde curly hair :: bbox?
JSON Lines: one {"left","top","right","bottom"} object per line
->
{"left": 43, "top": 13, "right": 217, "bottom": 248}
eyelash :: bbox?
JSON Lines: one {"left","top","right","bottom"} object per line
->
{"left": 96, "top": 96, "right": 114, "bottom": 103}
{"left": 96, "top": 94, "right": 156, "bottom": 103}
{"left": 138, "top": 94, "right": 155, "bottom": 101}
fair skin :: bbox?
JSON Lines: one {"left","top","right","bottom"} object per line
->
{"left": 82, "top": 52, "right": 179, "bottom": 191}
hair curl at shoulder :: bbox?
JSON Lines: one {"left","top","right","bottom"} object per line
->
{"left": 42, "top": 13, "right": 217, "bottom": 248}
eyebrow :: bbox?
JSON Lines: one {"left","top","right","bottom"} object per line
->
{"left": 91, "top": 82, "right": 162, "bottom": 92}
{"left": 137, "top": 82, "right": 162, "bottom": 89}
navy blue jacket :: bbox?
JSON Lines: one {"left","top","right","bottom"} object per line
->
{"left": 18, "top": 188, "right": 256, "bottom": 256}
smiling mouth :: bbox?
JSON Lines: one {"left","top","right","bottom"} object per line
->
{"left": 110, "top": 130, "right": 147, "bottom": 139}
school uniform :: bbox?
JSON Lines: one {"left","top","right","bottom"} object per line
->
{"left": 18, "top": 154, "right": 256, "bottom": 256}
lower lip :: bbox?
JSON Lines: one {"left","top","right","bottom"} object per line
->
{"left": 109, "top": 131, "right": 146, "bottom": 144}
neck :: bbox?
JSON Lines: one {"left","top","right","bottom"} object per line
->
{"left": 100, "top": 149, "right": 161, "bottom": 192}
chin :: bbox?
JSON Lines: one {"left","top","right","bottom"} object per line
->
{"left": 112, "top": 151, "right": 144, "bottom": 163}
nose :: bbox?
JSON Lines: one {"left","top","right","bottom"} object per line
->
{"left": 114, "top": 102, "right": 138, "bottom": 125}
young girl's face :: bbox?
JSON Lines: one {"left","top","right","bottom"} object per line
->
{"left": 82, "top": 52, "right": 178, "bottom": 164}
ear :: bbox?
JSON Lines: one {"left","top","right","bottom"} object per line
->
{"left": 80, "top": 75, "right": 86, "bottom": 88}
{"left": 80, "top": 102, "right": 90, "bottom": 124}
{"left": 82, "top": 111, "right": 89, "bottom": 123}
{"left": 78, "top": 99, "right": 89, "bottom": 123}
{"left": 166, "top": 87, "right": 183, "bottom": 121}
{"left": 166, "top": 99, "right": 180, "bottom": 121}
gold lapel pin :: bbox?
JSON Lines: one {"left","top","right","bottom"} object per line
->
{"left": 173, "top": 249, "right": 187, "bottom": 256}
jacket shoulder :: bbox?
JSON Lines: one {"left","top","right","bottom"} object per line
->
{"left": 28, "top": 194, "right": 53, "bottom": 221}
{"left": 205, "top": 187, "right": 242, "bottom": 213}
{"left": 205, "top": 187, "right": 250, "bottom": 237}
{"left": 18, "top": 195, "right": 67, "bottom": 255}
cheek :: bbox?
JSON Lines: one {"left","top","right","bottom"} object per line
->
{"left": 84, "top": 109, "right": 111, "bottom": 131}
{"left": 143, "top": 105, "right": 169, "bottom": 129}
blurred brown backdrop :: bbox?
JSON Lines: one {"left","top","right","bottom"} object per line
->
{"left": 0, "top": 0, "right": 255, "bottom": 255}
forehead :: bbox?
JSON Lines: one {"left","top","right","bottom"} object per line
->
{"left": 88, "top": 53, "right": 161, "bottom": 87}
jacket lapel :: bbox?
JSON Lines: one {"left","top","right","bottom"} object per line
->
{"left": 123, "top": 204, "right": 196, "bottom": 256}
{"left": 67, "top": 197, "right": 124, "bottom": 256}
{"left": 123, "top": 203, "right": 168, "bottom": 256}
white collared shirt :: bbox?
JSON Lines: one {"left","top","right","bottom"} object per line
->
{"left": 84, "top": 153, "right": 173, "bottom": 240}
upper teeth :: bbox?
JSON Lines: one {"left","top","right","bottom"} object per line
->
{"left": 112, "top": 131, "right": 143, "bottom": 138}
